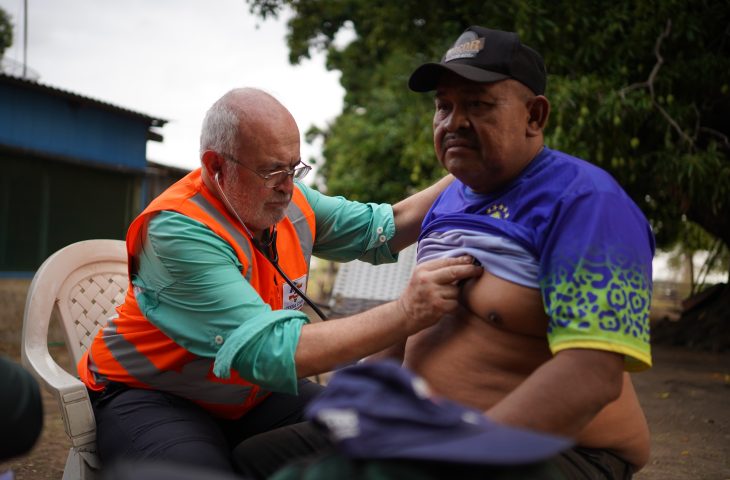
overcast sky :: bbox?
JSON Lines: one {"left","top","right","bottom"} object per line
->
{"left": 0, "top": 0, "right": 345, "bottom": 171}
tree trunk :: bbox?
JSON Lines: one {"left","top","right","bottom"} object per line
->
{"left": 688, "top": 203, "right": 730, "bottom": 261}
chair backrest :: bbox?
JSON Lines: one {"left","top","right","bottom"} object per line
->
{"left": 23, "top": 239, "right": 128, "bottom": 366}
{"left": 329, "top": 244, "right": 417, "bottom": 317}
{"left": 21, "top": 239, "right": 127, "bottom": 451}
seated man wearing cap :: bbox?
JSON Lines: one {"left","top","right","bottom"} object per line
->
{"left": 236, "top": 26, "right": 654, "bottom": 480}
{"left": 397, "top": 26, "right": 654, "bottom": 478}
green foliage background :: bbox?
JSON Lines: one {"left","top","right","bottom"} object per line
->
{"left": 248, "top": 0, "right": 729, "bottom": 269}
{"left": 0, "top": 6, "right": 13, "bottom": 59}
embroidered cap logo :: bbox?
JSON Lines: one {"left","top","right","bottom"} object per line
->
{"left": 443, "top": 32, "right": 485, "bottom": 62}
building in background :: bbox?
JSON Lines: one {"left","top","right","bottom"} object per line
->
{"left": 0, "top": 72, "right": 187, "bottom": 274}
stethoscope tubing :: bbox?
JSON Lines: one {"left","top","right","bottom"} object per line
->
{"left": 214, "top": 171, "right": 328, "bottom": 321}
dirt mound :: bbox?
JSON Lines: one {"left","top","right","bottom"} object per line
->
{"left": 652, "top": 283, "right": 730, "bottom": 352}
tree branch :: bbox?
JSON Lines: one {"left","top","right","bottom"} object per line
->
{"left": 699, "top": 127, "right": 730, "bottom": 151}
{"left": 619, "top": 20, "right": 695, "bottom": 149}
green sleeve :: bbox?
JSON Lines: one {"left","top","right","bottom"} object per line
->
{"left": 296, "top": 182, "right": 398, "bottom": 264}
{"left": 134, "top": 211, "right": 309, "bottom": 394}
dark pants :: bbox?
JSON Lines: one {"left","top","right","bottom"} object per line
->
{"left": 90, "top": 380, "right": 327, "bottom": 476}
{"left": 551, "top": 447, "right": 634, "bottom": 479}
{"left": 235, "top": 421, "right": 634, "bottom": 480}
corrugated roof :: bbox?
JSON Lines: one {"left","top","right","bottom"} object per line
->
{"left": 0, "top": 72, "right": 167, "bottom": 127}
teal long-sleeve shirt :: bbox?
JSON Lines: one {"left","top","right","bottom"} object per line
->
{"left": 133, "top": 182, "right": 398, "bottom": 395}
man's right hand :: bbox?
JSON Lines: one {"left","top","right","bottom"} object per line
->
{"left": 397, "top": 255, "right": 483, "bottom": 333}
{"left": 295, "top": 256, "right": 481, "bottom": 379}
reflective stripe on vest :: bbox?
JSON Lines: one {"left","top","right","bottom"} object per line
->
{"left": 189, "top": 192, "right": 254, "bottom": 282}
{"left": 285, "top": 197, "right": 314, "bottom": 269}
{"left": 102, "top": 316, "right": 253, "bottom": 405}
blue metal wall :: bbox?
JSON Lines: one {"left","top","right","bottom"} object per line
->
{"left": 0, "top": 76, "right": 168, "bottom": 273}
{"left": 0, "top": 81, "right": 149, "bottom": 170}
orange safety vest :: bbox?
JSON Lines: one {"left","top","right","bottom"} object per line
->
{"left": 77, "top": 168, "right": 316, "bottom": 418}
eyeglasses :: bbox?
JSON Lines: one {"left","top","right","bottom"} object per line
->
{"left": 220, "top": 153, "right": 312, "bottom": 188}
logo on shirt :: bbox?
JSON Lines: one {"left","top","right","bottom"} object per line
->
{"left": 486, "top": 204, "right": 510, "bottom": 219}
{"left": 283, "top": 274, "right": 308, "bottom": 310}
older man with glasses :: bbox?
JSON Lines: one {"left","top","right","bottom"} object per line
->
{"left": 77, "top": 87, "right": 482, "bottom": 475}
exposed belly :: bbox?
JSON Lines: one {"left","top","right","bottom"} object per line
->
{"left": 403, "top": 271, "right": 650, "bottom": 469}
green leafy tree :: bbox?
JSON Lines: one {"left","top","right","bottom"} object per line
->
{"left": 248, "top": 0, "right": 730, "bottom": 269}
{"left": 0, "top": 6, "right": 13, "bottom": 60}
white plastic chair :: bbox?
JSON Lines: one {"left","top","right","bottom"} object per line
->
{"left": 21, "top": 239, "right": 128, "bottom": 480}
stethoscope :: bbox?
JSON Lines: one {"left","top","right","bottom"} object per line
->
{"left": 213, "top": 171, "right": 328, "bottom": 321}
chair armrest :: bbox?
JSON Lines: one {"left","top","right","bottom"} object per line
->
{"left": 20, "top": 239, "right": 128, "bottom": 454}
{"left": 22, "top": 341, "right": 97, "bottom": 448}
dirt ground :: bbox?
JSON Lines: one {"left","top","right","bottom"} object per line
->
{"left": 1, "top": 279, "right": 729, "bottom": 479}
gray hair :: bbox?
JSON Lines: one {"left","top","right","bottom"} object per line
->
{"left": 199, "top": 91, "right": 240, "bottom": 158}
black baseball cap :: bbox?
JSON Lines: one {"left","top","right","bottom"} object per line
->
{"left": 409, "top": 26, "right": 546, "bottom": 95}
{"left": 307, "top": 360, "right": 572, "bottom": 465}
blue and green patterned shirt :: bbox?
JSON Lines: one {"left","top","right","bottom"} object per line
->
{"left": 418, "top": 147, "right": 655, "bottom": 370}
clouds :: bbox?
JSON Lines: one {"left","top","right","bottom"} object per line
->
{"left": 0, "top": 0, "right": 344, "bottom": 170}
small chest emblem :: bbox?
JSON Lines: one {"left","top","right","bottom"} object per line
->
{"left": 485, "top": 204, "right": 510, "bottom": 219}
